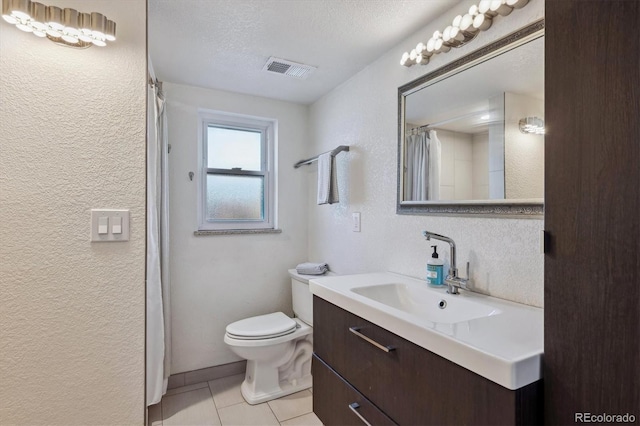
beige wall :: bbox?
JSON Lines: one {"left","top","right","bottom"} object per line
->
{"left": 0, "top": 1, "right": 147, "bottom": 424}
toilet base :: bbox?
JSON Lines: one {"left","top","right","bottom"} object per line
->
{"left": 241, "top": 372, "right": 312, "bottom": 405}
{"left": 225, "top": 318, "right": 314, "bottom": 405}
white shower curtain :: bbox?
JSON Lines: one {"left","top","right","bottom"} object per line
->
{"left": 146, "top": 65, "right": 171, "bottom": 406}
{"left": 428, "top": 129, "right": 441, "bottom": 201}
{"left": 404, "top": 129, "right": 442, "bottom": 201}
{"left": 404, "top": 131, "right": 429, "bottom": 201}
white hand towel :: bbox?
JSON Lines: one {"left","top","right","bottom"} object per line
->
{"left": 317, "top": 153, "right": 339, "bottom": 205}
{"left": 296, "top": 262, "right": 329, "bottom": 275}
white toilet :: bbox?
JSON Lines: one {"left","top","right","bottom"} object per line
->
{"left": 224, "top": 269, "right": 324, "bottom": 404}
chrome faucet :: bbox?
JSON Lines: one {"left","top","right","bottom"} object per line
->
{"left": 422, "top": 231, "right": 471, "bottom": 295}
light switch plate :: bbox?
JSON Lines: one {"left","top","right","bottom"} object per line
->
{"left": 91, "top": 209, "right": 130, "bottom": 242}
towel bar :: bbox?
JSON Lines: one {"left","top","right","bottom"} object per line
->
{"left": 294, "top": 145, "right": 350, "bottom": 168}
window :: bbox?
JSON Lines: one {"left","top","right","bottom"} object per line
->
{"left": 198, "top": 111, "right": 276, "bottom": 231}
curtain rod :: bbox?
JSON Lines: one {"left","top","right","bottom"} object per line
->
{"left": 294, "top": 145, "right": 350, "bottom": 169}
{"left": 409, "top": 110, "right": 492, "bottom": 134}
{"left": 148, "top": 76, "right": 162, "bottom": 88}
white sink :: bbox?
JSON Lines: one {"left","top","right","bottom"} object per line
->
{"left": 352, "top": 283, "right": 501, "bottom": 324}
{"left": 309, "top": 272, "right": 543, "bottom": 391}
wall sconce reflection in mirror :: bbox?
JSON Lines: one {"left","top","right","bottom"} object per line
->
{"left": 519, "top": 116, "right": 545, "bottom": 134}
{"left": 400, "top": 0, "right": 530, "bottom": 67}
{"left": 1, "top": 0, "right": 116, "bottom": 48}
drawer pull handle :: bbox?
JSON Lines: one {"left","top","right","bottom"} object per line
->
{"left": 349, "top": 402, "right": 372, "bottom": 426}
{"left": 349, "top": 327, "right": 395, "bottom": 353}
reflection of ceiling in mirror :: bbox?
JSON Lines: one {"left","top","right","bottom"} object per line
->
{"left": 405, "top": 36, "right": 544, "bottom": 134}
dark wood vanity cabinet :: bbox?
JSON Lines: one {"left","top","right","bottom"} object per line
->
{"left": 312, "top": 296, "right": 542, "bottom": 426}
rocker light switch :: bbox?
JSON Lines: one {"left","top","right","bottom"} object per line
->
{"left": 112, "top": 216, "right": 122, "bottom": 234}
{"left": 91, "top": 209, "right": 130, "bottom": 242}
{"left": 98, "top": 216, "right": 109, "bottom": 234}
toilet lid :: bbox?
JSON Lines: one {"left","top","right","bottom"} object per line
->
{"left": 226, "top": 312, "right": 297, "bottom": 340}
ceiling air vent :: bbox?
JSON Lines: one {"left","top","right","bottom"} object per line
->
{"left": 262, "top": 57, "right": 316, "bottom": 79}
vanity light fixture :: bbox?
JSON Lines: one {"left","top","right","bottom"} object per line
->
{"left": 400, "top": 0, "right": 530, "bottom": 67}
{"left": 519, "top": 116, "right": 545, "bottom": 134}
{"left": 1, "top": 0, "right": 116, "bottom": 48}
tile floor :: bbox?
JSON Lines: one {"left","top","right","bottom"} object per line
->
{"left": 148, "top": 374, "right": 323, "bottom": 426}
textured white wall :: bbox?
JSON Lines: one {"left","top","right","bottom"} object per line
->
{"left": 308, "top": 0, "right": 545, "bottom": 307}
{"left": 0, "top": 1, "right": 146, "bottom": 424}
{"left": 505, "top": 92, "right": 545, "bottom": 199}
{"left": 164, "top": 83, "right": 309, "bottom": 373}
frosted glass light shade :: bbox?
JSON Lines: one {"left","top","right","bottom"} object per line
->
{"left": 460, "top": 14, "right": 477, "bottom": 32}
{"left": 473, "top": 14, "right": 492, "bottom": 31}
{"left": 1, "top": 0, "right": 18, "bottom": 24}
{"left": 9, "top": 0, "right": 30, "bottom": 20}
{"left": 519, "top": 117, "right": 545, "bottom": 134}
{"left": 400, "top": 52, "right": 409, "bottom": 66}
{"left": 15, "top": 21, "right": 32, "bottom": 31}
{"left": 90, "top": 11, "right": 106, "bottom": 38}
{"left": 105, "top": 19, "right": 115, "bottom": 41}
{"left": 61, "top": 33, "right": 78, "bottom": 43}
{"left": 45, "top": 5, "right": 62, "bottom": 29}
{"left": 29, "top": 0, "right": 45, "bottom": 29}
{"left": 507, "top": 0, "right": 529, "bottom": 8}
{"left": 91, "top": 37, "right": 106, "bottom": 47}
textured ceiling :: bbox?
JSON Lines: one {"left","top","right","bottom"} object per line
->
{"left": 149, "top": 0, "right": 458, "bottom": 105}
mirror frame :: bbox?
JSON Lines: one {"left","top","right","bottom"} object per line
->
{"left": 397, "top": 19, "right": 545, "bottom": 217}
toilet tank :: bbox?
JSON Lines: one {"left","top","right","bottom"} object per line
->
{"left": 288, "top": 269, "right": 334, "bottom": 326}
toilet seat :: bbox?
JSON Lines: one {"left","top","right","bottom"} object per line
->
{"left": 226, "top": 312, "right": 297, "bottom": 340}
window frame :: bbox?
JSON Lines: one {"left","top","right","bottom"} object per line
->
{"left": 197, "top": 110, "right": 276, "bottom": 231}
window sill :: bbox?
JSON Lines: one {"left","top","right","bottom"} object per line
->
{"left": 194, "top": 228, "right": 282, "bottom": 236}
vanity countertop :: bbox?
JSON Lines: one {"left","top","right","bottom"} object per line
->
{"left": 309, "top": 272, "right": 543, "bottom": 390}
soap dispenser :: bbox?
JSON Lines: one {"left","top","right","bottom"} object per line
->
{"left": 427, "top": 245, "right": 444, "bottom": 287}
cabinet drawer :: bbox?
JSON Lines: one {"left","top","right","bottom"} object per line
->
{"left": 313, "top": 296, "right": 542, "bottom": 425}
{"left": 312, "top": 354, "right": 396, "bottom": 426}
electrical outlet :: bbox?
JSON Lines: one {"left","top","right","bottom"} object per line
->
{"left": 352, "top": 212, "right": 361, "bottom": 232}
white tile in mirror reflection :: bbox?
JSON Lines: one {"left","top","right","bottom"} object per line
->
{"left": 454, "top": 159, "right": 473, "bottom": 200}
{"left": 440, "top": 185, "right": 454, "bottom": 201}
{"left": 454, "top": 133, "right": 473, "bottom": 161}
{"left": 489, "top": 170, "right": 505, "bottom": 199}
{"left": 439, "top": 133, "right": 455, "bottom": 186}
{"left": 472, "top": 134, "right": 489, "bottom": 186}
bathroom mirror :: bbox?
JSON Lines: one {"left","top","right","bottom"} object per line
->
{"left": 397, "top": 20, "right": 544, "bottom": 216}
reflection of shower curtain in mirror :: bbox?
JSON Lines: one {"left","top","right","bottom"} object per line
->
{"left": 405, "top": 130, "right": 441, "bottom": 201}
{"left": 405, "top": 132, "right": 429, "bottom": 200}
{"left": 428, "top": 130, "right": 441, "bottom": 200}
